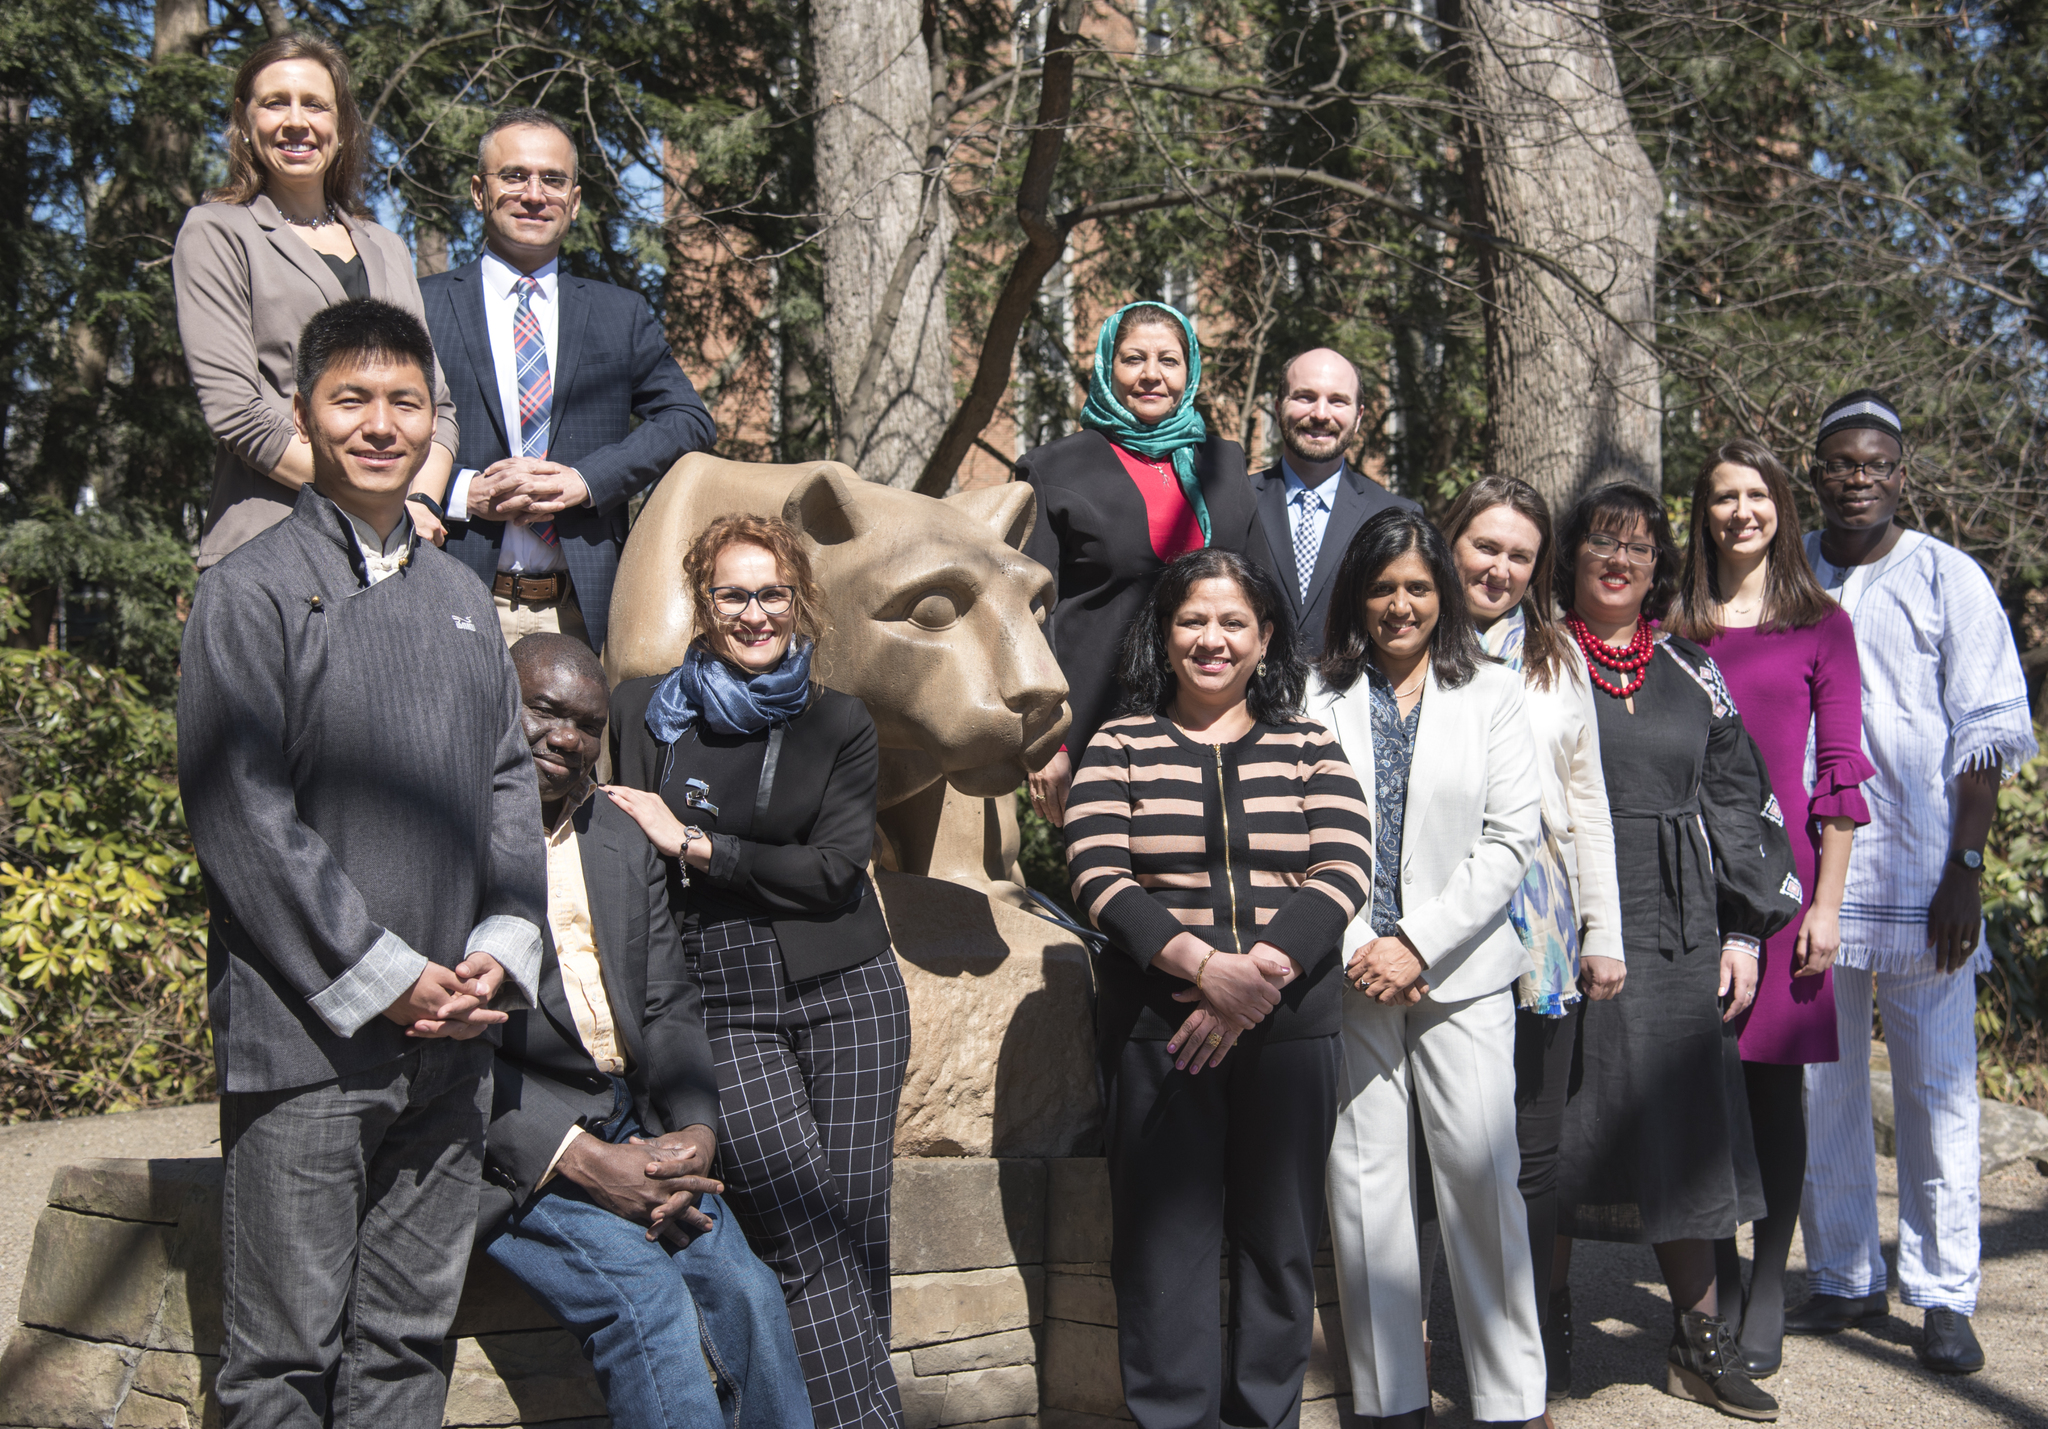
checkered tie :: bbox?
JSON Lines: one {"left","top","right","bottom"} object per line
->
{"left": 512, "top": 274, "right": 557, "bottom": 546}
{"left": 1291, "top": 486, "right": 1323, "bottom": 601}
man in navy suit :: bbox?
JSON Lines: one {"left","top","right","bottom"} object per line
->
{"left": 1249, "top": 349, "right": 1417, "bottom": 656}
{"left": 416, "top": 108, "right": 715, "bottom": 653}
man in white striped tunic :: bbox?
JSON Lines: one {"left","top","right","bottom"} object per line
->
{"left": 1788, "top": 390, "right": 2037, "bottom": 1375}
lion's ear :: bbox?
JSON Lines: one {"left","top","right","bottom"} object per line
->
{"left": 944, "top": 481, "right": 1037, "bottom": 553}
{"left": 781, "top": 462, "right": 869, "bottom": 548}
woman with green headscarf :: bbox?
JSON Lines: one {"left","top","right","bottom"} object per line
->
{"left": 1020, "top": 301, "right": 1277, "bottom": 825}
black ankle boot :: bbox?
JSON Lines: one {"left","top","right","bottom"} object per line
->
{"left": 1667, "top": 1310, "right": 1779, "bottom": 1421}
{"left": 1541, "top": 1285, "right": 1572, "bottom": 1400}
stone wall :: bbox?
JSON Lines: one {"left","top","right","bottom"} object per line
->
{"left": 0, "top": 1154, "right": 1364, "bottom": 1428}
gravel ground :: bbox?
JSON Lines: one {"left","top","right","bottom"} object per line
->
{"left": 0, "top": 1102, "right": 2039, "bottom": 1427}
{"left": 1423, "top": 1155, "right": 2048, "bottom": 1427}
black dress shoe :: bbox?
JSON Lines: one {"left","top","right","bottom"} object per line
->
{"left": 1784, "top": 1291, "right": 1887, "bottom": 1335}
{"left": 1360, "top": 1413, "right": 1426, "bottom": 1429}
{"left": 1737, "top": 1330, "right": 1782, "bottom": 1380}
{"left": 1918, "top": 1308, "right": 1984, "bottom": 1374}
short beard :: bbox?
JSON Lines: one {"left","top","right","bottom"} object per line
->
{"left": 1280, "top": 420, "right": 1349, "bottom": 467}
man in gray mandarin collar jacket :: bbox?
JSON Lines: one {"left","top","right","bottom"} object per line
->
{"left": 178, "top": 299, "right": 547, "bottom": 1428}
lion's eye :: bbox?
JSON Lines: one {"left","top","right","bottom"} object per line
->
{"left": 909, "top": 590, "right": 963, "bottom": 629}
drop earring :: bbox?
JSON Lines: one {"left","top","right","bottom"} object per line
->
{"left": 1256, "top": 658, "right": 1267, "bottom": 677}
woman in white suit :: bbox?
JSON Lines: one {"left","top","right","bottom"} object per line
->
{"left": 1309, "top": 508, "right": 1547, "bottom": 1429}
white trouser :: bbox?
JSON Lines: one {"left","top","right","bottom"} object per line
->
{"left": 1800, "top": 961, "right": 1981, "bottom": 1313}
{"left": 1327, "top": 986, "right": 1544, "bottom": 1421}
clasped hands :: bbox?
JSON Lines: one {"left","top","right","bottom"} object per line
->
{"left": 562, "top": 1122, "right": 723, "bottom": 1246}
{"left": 469, "top": 458, "right": 589, "bottom": 525}
{"left": 1162, "top": 936, "right": 1301, "bottom": 1075}
{"left": 383, "top": 952, "right": 511, "bottom": 1040}
{"left": 1346, "top": 933, "right": 1430, "bottom": 1005}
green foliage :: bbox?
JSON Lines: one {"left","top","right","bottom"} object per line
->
{"left": 1619, "top": 4, "right": 2048, "bottom": 590}
{"left": 0, "top": 591, "right": 209, "bottom": 1120}
{"left": 1981, "top": 727, "right": 2048, "bottom": 1109}
{"left": 1015, "top": 790, "right": 1074, "bottom": 917}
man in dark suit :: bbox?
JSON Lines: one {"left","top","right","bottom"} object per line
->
{"left": 479, "top": 633, "right": 808, "bottom": 1428}
{"left": 417, "top": 108, "right": 716, "bottom": 652}
{"left": 1249, "top": 348, "right": 1418, "bottom": 656}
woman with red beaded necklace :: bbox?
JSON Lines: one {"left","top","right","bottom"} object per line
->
{"left": 1547, "top": 483, "right": 1801, "bottom": 1424}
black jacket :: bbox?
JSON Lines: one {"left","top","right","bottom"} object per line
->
{"left": 609, "top": 678, "right": 892, "bottom": 981}
{"left": 1248, "top": 463, "right": 1418, "bottom": 657}
{"left": 1018, "top": 428, "right": 1275, "bottom": 756}
{"left": 477, "top": 792, "right": 721, "bottom": 1235}
{"left": 420, "top": 259, "right": 717, "bottom": 654}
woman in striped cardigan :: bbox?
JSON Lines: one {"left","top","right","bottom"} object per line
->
{"left": 1064, "top": 547, "right": 1372, "bottom": 1429}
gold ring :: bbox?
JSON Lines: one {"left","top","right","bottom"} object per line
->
{"left": 1206, "top": 1032, "right": 1223, "bottom": 1047}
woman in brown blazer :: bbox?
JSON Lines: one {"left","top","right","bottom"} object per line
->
{"left": 173, "top": 34, "right": 457, "bottom": 568}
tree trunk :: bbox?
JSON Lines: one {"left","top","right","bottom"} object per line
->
{"left": 414, "top": 225, "right": 448, "bottom": 277}
{"left": 812, "top": 0, "right": 954, "bottom": 487}
{"left": 1445, "top": 0, "right": 1662, "bottom": 507}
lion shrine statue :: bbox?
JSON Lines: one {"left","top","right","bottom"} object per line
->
{"left": 605, "top": 454, "right": 1102, "bottom": 1158}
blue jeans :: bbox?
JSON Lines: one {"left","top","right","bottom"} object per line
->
{"left": 485, "top": 1093, "right": 808, "bottom": 1429}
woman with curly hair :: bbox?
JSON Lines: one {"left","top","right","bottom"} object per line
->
{"left": 605, "top": 513, "right": 909, "bottom": 1429}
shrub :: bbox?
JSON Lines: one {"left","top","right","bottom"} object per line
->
{"left": 1980, "top": 726, "right": 2048, "bottom": 1111}
{"left": 0, "top": 591, "right": 209, "bottom": 1120}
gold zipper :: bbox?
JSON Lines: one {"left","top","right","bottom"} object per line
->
{"left": 1215, "top": 743, "right": 1241, "bottom": 954}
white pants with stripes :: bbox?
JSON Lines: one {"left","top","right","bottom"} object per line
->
{"left": 1800, "top": 961, "right": 1981, "bottom": 1313}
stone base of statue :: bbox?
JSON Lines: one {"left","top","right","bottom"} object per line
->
{"left": 0, "top": 1150, "right": 1358, "bottom": 1428}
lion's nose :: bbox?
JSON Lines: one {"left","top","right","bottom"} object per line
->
{"left": 1005, "top": 669, "right": 1065, "bottom": 724}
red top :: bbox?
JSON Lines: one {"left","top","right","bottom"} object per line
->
{"left": 1109, "top": 441, "right": 1204, "bottom": 562}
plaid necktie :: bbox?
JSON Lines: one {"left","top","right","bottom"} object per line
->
{"left": 1291, "top": 485, "right": 1324, "bottom": 601}
{"left": 512, "top": 274, "right": 557, "bottom": 546}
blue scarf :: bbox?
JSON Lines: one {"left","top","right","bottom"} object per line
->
{"left": 645, "top": 640, "right": 814, "bottom": 743}
{"left": 1079, "top": 301, "right": 1212, "bottom": 545}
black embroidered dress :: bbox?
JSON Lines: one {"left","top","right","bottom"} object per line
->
{"left": 1557, "top": 636, "right": 1800, "bottom": 1244}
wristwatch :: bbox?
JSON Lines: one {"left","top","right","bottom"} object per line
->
{"left": 1949, "top": 847, "right": 1985, "bottom": 874}
{"left": 406, "top": 491, "right": 447, "bottom": 522}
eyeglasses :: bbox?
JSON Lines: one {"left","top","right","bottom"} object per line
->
{"left": 1818, "top": 458, "right": 1899, "bottom": 482}
{"left": 1584, "top": 532, "right": 1659, "bottom": 566}
{"left": 709, "top": 584, "right": 794, "bottom": 617}
{"left": 486, "top": 167, "right": 574, "bottom": 196}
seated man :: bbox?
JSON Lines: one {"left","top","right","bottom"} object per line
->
{"left": 467, "top": 632, "right": 806, "bottom": 1427}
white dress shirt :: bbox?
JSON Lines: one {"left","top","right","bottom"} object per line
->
{"left": 446, "top": 249, "right": 567, "bottom": 574}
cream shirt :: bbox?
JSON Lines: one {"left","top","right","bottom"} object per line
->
{"left": 541, "top": 788, "right": 626, "bottom": 1183}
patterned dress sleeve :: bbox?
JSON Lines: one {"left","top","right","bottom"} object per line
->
{"left": 1931, "top": 545, "right": 2040, "bottom": 778}
{"left": 1683, "top": 648, "right": 1804, "bottom": 942}
{"left": 1063, "top": 725, "right": 1189, "bottom": 969}
{"left": 1809, "top": 607, "right": 1875, "bottom": 824}
{"left": 1259, "top": 723, "right": 1372, "bottom": 973}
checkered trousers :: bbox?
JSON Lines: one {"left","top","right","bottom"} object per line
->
{"left": 687, "top": 915, "right": 912, "bottom": 1429}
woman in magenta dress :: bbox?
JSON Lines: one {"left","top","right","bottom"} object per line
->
{"left": 1671, "top": 436, "right": 1874, "bottom": 1378}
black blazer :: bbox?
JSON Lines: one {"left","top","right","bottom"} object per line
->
{"left": 1019, "top": 429, "right": 1275, "bottom": 756}
{"left": 419, "top": 259, "right": 717, "bottom": 654}
{"left": 609, "top": 678, "right": 892, "bottom": 982}
{"left": 1249, "top": 463, "right": 1418, "bottom": 657}
{"left": 478, "top": 793, "right": 720, "bottom": 1235}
